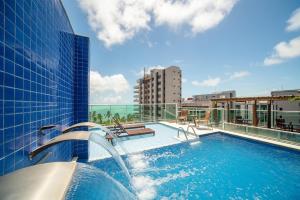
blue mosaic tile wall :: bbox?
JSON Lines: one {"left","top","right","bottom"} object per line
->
{"left": 73, "top": 35, "right": 89, "bottom": 158}
{"left": 74, "top": 35, "right": 89, "bottom": 124}
{"left": 0, "top": 0, "right": 89, "bottom": 175}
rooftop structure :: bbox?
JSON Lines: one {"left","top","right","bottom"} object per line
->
{"left": 182, "top": 90, "right": 236, "bottom": 108}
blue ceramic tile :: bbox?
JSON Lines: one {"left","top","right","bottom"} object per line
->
{"left": 4, "top": 153, "right": 14, "bottom": 174}
{"left": 1, "top": 0, "right": 89, "bottom": 175}
{"left": 0, "top": 28, "right": 4, "bottom": 43}
{"left": 4, "top": 140, "right": 14, "bottom": 156}
{"left": 4, "top": 58, "right": 14, "bottom": 74}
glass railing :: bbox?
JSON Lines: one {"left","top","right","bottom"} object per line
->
{"left": 177, "top": 107, "right": 224, "bottom": 128}
{"left": 179, "top": 107, "right": 300, "bottom": 145}
{"left": 89, "top": 104, "right": 300, "bottom": 145}
{"left": 89, "top": 103, "right": 177, "bottom": 125}
{"left": 223, "top": 122, "right": 300, "bottom": 145}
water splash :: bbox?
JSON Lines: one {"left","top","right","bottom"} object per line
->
{"left": 89, "top": 132, "right": 132, "bottom": 183}
{"left": 127, "top": 152, "right": 200, "bottom": 200}
{"left": 66, "top": 163, "right": 136, "bottom": 200}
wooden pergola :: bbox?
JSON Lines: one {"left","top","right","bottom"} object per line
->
{"left": 211, "top": 96, "right": 298, "bottom": 128}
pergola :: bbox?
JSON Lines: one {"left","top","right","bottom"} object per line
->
{"left": 211, "top": 96, "right": 298, "bottom": 128}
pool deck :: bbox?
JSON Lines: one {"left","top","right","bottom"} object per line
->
{"left": 162, "top": 121, "right": 300, "bottom": 152}
{"left": 89, "top": 121, "right": 300, "bottom": 161}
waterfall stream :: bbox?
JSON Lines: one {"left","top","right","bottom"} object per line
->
{"left": 89, "top": 132, "right": 132, "bottom": 182}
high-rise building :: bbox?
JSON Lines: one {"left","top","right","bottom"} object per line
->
{"left": 134, "top": 66, "right": 182, "bottom": 105}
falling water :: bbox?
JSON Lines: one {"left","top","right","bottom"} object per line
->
{"left": 66, "top": 163, "right": 136, "bottom": 200}
{"left": 89, "top": 131, "right": 132, "bottom": 184}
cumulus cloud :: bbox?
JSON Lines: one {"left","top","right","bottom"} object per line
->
{"left": 135, "top": 65, "right": 165, "bottom": 77}
{"left": 229, "top": 71, "right": 250, "bottom": 80}
{"left": 192, "top": 77, "right": 221, "bottom": 87}
{"left": 90, "top": 70, "right": 130, "bottom": 104}
{"left": 78, "top": 0, "right": 238, "bottom": 47}
{"left": 286, "top": 8, "right": 300, "bottom": 32}
{"left": 264, "top": 36, "right": 300, "bottom": 66}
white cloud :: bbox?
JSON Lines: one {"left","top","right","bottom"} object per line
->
{"left": 90, "top": 70, "right": 130, "bottom": 104}
{"left": 286, "top": 8, "right": 300, "bottom": 32}
{"left": 135, "top": 65, "right": 165, "bottom": 77}
{"left": 229, "top": 71, "right": 250, "bottom": 80}
{"left": 97, "top": 96, "right": 123, "bottom": 104}
{"left": 78, "top": 0, "right": 238, "bottom": 47}
{"left": 78, "top": 0, "right": 153, "bottom": 47}
{"left": 153, "top": 0, "right": 237, "bottom": 34}
{"left": 182, "top": 78, "right": 187, "bottom": 83}
{"left": 192, "top": 77, "right": 221, "bottom": 87}
{"left": 264, "top": 36, "right": 300, "bottom": 66}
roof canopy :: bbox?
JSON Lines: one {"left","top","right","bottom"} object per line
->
{"left": 212, "top": 95, "right": 299, "bottom": 103}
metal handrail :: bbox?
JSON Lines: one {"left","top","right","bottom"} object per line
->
{"left": 187, "top": 124, "right": 198, "bottom": 137}
{"left": 177, "top": 127, "right": 189, "bottom": 141}
{"left": 177, "top": 126, "right": 198, "bottom": 141}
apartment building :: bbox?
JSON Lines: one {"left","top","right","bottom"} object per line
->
{"left": 134, "top": 66, "right": 182, "bottom": 105}
{"left": 182, "top": 90, "right": 236, "bottom": 108}
{"left": 134, "top": 66, "right": 181, "bottom": 119}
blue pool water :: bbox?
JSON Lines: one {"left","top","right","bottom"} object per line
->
{"left": 66, "top": 163, "right": 135, "bottom": 200}
{"left": 84, "top": 133, "right": 300, "bottom": 200}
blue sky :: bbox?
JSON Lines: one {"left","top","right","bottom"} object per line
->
{"left": 62, "top": 0, "right": 300, "bottom": 104}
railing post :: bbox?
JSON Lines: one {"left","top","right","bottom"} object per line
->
{"left": 267, "top": 101, "right": 272, "bottom": 128}
{"left": 110, "top": 105, "right": 112, "bottom": 124}
{"left": 139, "top": 105, "right": 142, "bottom": 122}
{"left": 176, "top": 103, "right": 178, "bottom": 120}
{"left": 125, "top": 105, "right": 127, "bottom": 123}
{"left": 253, "top": 100, "right": 258, "bottom": 126}
{"left": 164, "top": 104, "right": 167, "bottom": 121}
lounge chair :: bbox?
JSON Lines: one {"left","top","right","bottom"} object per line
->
{"left": 106, "top": 120, "right": 155, "bottom": 143}
{"left": 275, "top": 118, "right": 286, "bottom": 130}
{"left": 106, "top": 127, "right": 155, "bottom": 142}
{"left": 177, "top": 110, "right": 188, "bottom": 124}
{"left": 193, "top": 111, "right": 213, "bottom": 129}
{"left": 235, "top": 116, "right": 244, "bottom": 124}
{"left": 111, "top": 118, "right": 145, "bottom": 133}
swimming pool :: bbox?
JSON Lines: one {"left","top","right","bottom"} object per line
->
{"left": 67, "top": 125, "right": 300, "bottom": 200}
{"left": 88, "top": 123, "right": 183, "bottom": 160}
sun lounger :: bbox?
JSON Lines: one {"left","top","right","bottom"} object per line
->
{"left": 111, "top": 118, "right": 145, "bottom": 133}
{"left": 108, "top": 123, "right": 145, "bottom": 130}
{"left": 106, "top": 120, "right": 155, "bottom": 142}
{"left": 106, "top": 128, "right": 155, "bottom": 143}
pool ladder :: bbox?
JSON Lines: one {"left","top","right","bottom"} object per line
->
{"left": 177, "top": 125, "right": 198, "bottom": 141}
